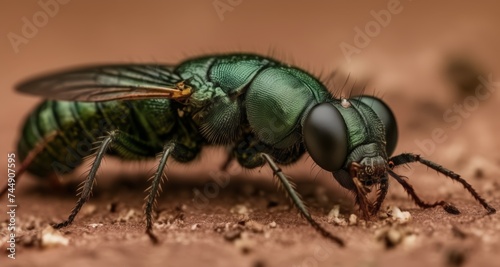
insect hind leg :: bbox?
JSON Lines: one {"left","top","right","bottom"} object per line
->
{"left": 0, "top": 131, "right": 59, "bottom": 198}
{"left": 53, "top": 131, "right": 117, "bottom": 229}
{"left": 389, "top": 153, "right": 496, "bottom": 214}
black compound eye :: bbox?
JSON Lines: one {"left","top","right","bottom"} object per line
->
{"left": 353, "top": 95, "right": 398, "bottom": 156}
{"left": 303, "top": 103, "right": 348, "bottom": 171}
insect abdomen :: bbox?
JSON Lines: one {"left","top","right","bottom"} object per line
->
{"left": 17, "top": 99, "right": 177, "bottom": 177}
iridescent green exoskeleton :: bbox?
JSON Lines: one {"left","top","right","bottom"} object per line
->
{"left": 5, "top": 53, "right": 495, "bottom": 245}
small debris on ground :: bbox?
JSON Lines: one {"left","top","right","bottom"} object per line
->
{"left": 245, "top": 220, "right": 265, "bottom": 233}
{"left": 231, "top": 204, "right": 250, "bottom": 215}
{"left": 387, "top": 206, "right": 412, "bottom": 224}
{"left": 327, "top": 205, "right": 347, "bottom": 226}
{"left": 348, "top": 214, "right": 358, "bottom": 225}
{"left": 375, "top": 225, "right": 416, "bottom": 249}
{"left": 82, "top": 204, "right": 97, "bottom": 216}
{"left": 224, "top": 229, "right": 242, "bottom": 242}
{"left": 116, "top": 209, "right": 138, "bottom": 223}
{"left": 107, "top": 201, "right": 119, "bottom": 213}
{"left": 40, "top": 226, "right": 69, "bottom": 248}
{"left": 88, "top": 223, "right": 103, "bottom": 229}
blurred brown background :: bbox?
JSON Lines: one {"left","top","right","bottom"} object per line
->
{"left": 1, "top": 1, "right": 499, "bottom": 267}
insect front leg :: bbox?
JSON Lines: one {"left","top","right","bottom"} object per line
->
{"left": 53, "top": 130, "right": 118, "bottom": 229}
{"left": 144, "top": 142, "right": 175, "bottom": 244}
{"left": 390, "top": 153, "right": 496, "bottom": 214}
{"left": 260, "top": 153, "right": 344, "bottom": 247}
{"left": 348, "top": 163, "right": 373, "bottom": 220}
{"left": 370, "top": 176, "right": 389, "bottom": 216}
{"left": 232, "top": 134, "right": 343, "bottom": 245}
{"left": 387, "top": 169, "right": 460, "bottom": 214}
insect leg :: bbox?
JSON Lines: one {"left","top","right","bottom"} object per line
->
{"left": 52, "top": 131, "right": 117, "bottom": 229}
{"left": 390, "top": 153, "right": 496, "bottom": 214}
{"left": 0, "top": 131, "right": 59, "bottom": 197}
{"left": 144, "top": 143, "right": 174, "bottom": 244}
{"left": 387, "top": 169, "right": 460, "bottom": 214}
{"left": 261, "top": 153, "right": 345, "bottom": 247}
{"left": 349, "top": 163, "right": 372, "bottom": 219}
{"left": 352, "top": 178, "right": 372, "bottom": 219}
{"left": 370, "top": 176, "right": 389, "bottom": 215}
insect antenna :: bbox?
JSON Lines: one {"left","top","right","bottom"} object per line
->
{"left": 389, "top": 153, "right": 496, "bottom": 214}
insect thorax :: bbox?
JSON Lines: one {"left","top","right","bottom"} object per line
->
{"left": 175, "top": 54, "right": 331, "bottom": 151}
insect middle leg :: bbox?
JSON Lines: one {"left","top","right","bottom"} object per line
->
{"left": 144, "top": 142, "right": 174, "bottom": 243}
{"left": 390, "top": 153, "right": 496, "bottom": 214}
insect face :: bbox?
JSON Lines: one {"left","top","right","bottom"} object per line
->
{"left": 352, "top": 155, "right": 387, "bottom": 187}
{"left": 303, "top": 96, "right": 399, "bottom": 215}
{"left": 303, "top": 96, "right": 398, "bottom": 172}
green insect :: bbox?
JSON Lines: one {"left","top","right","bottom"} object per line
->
{"left": 3, "top": 53, "right": 495, "bottom": 246}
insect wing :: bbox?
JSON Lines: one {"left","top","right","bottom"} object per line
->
{"left": 16, "top": 65, "right": 192, "bottom": 101}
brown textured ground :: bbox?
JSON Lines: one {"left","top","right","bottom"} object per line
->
{"left": 1, "top": 1, "right": 500, "bottom": 267}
